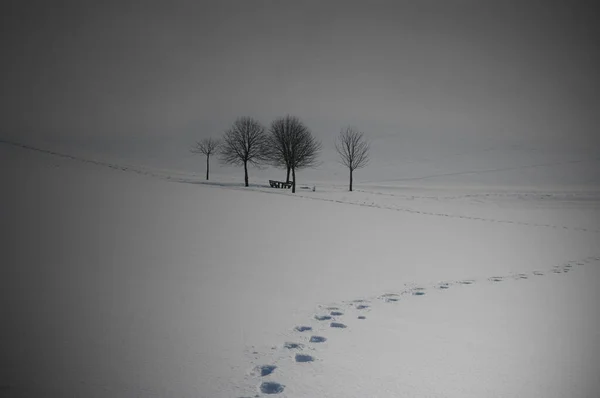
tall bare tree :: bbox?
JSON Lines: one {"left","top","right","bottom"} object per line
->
{"left": 335, "top": 127, "right": 370, "bottom": 191}
{"left": 191, "top": 137, "right": 220, "bottom": 181}
{"left": 219, "top": 116, "right": 268, "bottom": 187}
{"left": 266, "top": 115, "right": 321, "bottom": 193}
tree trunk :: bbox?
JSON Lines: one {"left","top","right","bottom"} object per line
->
{"left": 206, "top": 154, "right": 209, "bottom": 181}
{"left": 244, "top": 161, "right": 249, "bottom": 187}
{"left": 286, "top": 166, "right": 291, "bottom": 183}
{"left": 291, "top": 167, "right": 296, "bottom": 193}
{"left": 349, "top": 168, "right": 353, "bottom": 192}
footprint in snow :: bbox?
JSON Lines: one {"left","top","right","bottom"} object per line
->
{"left": 294, "top": 326, "right": 312, "bottom": 332}
{"left": 458, "top": 279, "right": 475, "bottom": 285}
{"left": 489, "top": 276, "right": 504, "bottom": 282}
{"left": 295, "top": 353, "right": 314, "bottom": 362}
{"left": 512, "top": 273, "right": 529, "bottom": 280}
{"left": 411, "top": 288, "right": 426, "bottom": 296}
{"left": 356, "top": 304, "right": 370, "bottom": 310}
{"left": 314, "top": 315, "right": 332, "bottom": 321}
{"left": 259, "top": 381, "right": 285, "bottom": 394}
{"left": 330, "top": 322, "right": 347, "bottom": 328}
{"left": 253, "top": 365, "right": 276, "bottom": 377}
{"left": 330, "top": 311, "right": 344, "bottom": 316}
{"left": 379, "top": 293, "right": 400, "bottom": 302}
{"left": 533, "top": 271, "right": 544, "bottom": 276}
{"left": 309, "top": 336, "right": 327, "bottom": 343}
{"left": 435, "top": 282, "right": 451, "bottom": 290}
{"left": 283, "top": 342, "right": 303, "bottom": 349}
{"left": 357, "top": 315, "right": 366, "bottom": 320}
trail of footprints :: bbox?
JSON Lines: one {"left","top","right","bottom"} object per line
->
{"left": 242, "top": 255, "right": 600, "bottom": 396}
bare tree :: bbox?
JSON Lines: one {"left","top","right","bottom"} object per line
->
{"left": 266, "top": 115, "right": 321, "bottom": 193}
{"left": 335, "top": 127, "right": 370, "bottom": 191}
{"left": 219, "top": 116, "right": 269, "bottom": 187}
{"left": 191, "top": 137, "right": 220, "bottom": 181}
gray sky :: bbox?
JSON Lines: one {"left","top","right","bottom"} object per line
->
{"left": 1, "top": 0, "right": 599, "bottom": 169}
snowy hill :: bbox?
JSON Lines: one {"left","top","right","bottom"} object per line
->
{"left": 1, "top": 142, "right": 599, "bottom": 397}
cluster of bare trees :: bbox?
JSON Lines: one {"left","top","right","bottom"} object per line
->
{"left": 192, "top": 116, "right": 370, "bottom": 193}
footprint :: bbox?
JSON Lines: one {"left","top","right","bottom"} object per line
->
{"left": 330, "top": 322, "right": 347, "bottom": 328}
{"left": 255, "top": 365, "right": 277, "bottom": 377}
{"left": 533, "top": 271, "right": 544, "bottom": 276}
{"left": 380, "top": 293, "right": 400, "bottom": 302}
{"left": 357, "top": 316, "right": 366, "bottom": 320}
{"left": 325, "top": 306, "right": 340, "bottom": 311}
{"left": 356, "top": 304, "right": 370, "bottom": 310}
{"left": 259, "top": 381, "right": 285, "bottom": 394}
{"left": 314, "top": 315, "right": 332, "bottom": 321}
{"left": 309, "top": 336, "right": 327, "bottom": 343}
{"left": 489, "top": 276, "right": 504, "bottom": 282}
{"left": 458, "top": 279, "right": 475, "bottom": 285}
{"left": 512, "top": 273, "right": 529, "bottom": 280}
{"left": 295, "top": 354, "right": 314, "bottom": 363}
{"left": 294, "top": 326, "right": 312, "bottom": 332}
{"left": 330, "top": 311, "right": 344, "bottom": 316}
{"left": 283, "top": 342, "right": 303, "bottom": 349}
{"left": 435, "top": 282, "right": 451, "bottom": 290}
{"left": 412, "top": 288, "right": 426, "bottom": 296}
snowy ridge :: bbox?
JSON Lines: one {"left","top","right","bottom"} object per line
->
{"left": 5, "top": 140, "right": 598, "bottom": 234}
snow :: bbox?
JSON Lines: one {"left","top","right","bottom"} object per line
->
{"left": 1, "top": 143, "right": 599, "bottom": 397}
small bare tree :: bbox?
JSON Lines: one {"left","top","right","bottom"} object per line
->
{"left": 191, "top": 137, "right": 220, "bottom": 181}
{"left": 266, "top": 115, "right": 321, "bottom": 193}
{"left": 335, "top": 127, "right": 370, "bottom": 191}
{"left": 220, "top": 116, "right": 269, "bottom": 187}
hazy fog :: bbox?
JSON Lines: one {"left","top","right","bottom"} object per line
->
{"left": 1, "top": 1, "right": 598, "bottom": 178}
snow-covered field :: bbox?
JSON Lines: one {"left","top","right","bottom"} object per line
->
{"left": 1, "top": 143, "right": 599, "bottom": 397}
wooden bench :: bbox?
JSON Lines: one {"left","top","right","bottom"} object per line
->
{"left": 269, "top": 180, "right": 293, "bottom": 189}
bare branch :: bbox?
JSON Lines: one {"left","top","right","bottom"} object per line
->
{"left": 190, "top": 137, "right": 221, "bottom": 181}
{"left": 335, "top": 127, "right": 370, "bottom": 171}
{"left": 191, "top": 137, "right": 221, "bottom": 156}
{"left": 219, "top": 116, "right": 269, "bottom": 186}
{"left": 265, "top": 115, "right": 321, "bottom": 192}
{"left": 335, "top": 127, "right": 370, "bottom": 191}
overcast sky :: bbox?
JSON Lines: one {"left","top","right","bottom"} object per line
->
{"left": 1, "top": 0, "right": 598, "bottom": 166}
